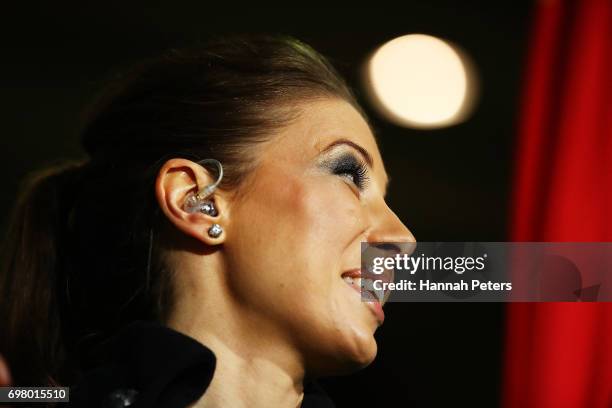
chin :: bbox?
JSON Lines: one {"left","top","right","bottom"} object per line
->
{"left": 341, "top": 333, "right": 378, "bottom": 372}
{"left": 309, "top": 330, "right": 378, "bottom": 376}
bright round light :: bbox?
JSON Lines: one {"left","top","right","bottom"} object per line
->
{"left": 365, "top": 34, "right": 476, "bottom": 129}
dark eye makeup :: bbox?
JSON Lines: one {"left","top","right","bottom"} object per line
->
{"left": 324, "top": 152, "right": 370, "bottom": 191}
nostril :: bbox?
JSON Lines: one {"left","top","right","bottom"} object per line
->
{"left": 373, "top": 242, "right": 401, "bottom": 255}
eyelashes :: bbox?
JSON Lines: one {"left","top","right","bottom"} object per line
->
{"left": 327, "top": 152, "right": 370, "bottom": 191}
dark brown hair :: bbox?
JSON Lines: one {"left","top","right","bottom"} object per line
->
{"left": 0, "top": 33, "right": 366, "bottom": 386}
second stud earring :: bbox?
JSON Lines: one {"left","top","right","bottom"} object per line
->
{"left": 208, "top": 223, "right": 223, "bottom": 238}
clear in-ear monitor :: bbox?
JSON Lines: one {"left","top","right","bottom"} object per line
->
{"left": 183, "top": 158, "right": 223, "bottom": 216}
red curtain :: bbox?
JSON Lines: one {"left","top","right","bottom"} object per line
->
{"left": 503, "top": 0, "right": 612, "bottom": 407}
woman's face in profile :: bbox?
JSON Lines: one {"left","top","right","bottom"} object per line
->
{"left": 224, "top": 98, "right": 414, "bottom": 375}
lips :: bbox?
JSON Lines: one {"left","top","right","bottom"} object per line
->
{"left": 341, "top": 268, "right": 389, "bottom": 324}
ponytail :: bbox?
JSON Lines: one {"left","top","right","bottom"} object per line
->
{"left": 0, "top": 160, "right": 88, "bottom": 386}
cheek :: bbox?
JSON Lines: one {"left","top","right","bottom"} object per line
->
{"left": 294, "top": 181, "right": 362, "bottom": 253}
{"left": 229, "top": 171, "right": 362, "bottom": 307}
{"left": 232, "top": 171, "right": 363, "bottom": 280}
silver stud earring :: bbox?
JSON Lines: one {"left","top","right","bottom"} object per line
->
{"left": 208, "top": 223, "right": 223, "bottom": 238}
{"left": 184, "top": 158, "right": 223, "bottom": 217}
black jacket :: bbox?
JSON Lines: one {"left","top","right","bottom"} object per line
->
{"left": 68, "top": 320, "right": 336, "bottom": 408}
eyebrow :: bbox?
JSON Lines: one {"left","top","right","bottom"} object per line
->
{"left": 320, "top": 138, "right": 391, "bottom": 196}
{"left": 321, "top": 138, "right": 374, "bottom": 167}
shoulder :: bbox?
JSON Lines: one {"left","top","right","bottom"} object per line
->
{"left": 68, "top": 320, "right": 216, "bottom": 408}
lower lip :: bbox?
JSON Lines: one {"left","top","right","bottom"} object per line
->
{"left": 366, "top": 299, "right": 385, "bottom": 324}
{"left": 344, "top": 280, "right": 385, "bottom": 324}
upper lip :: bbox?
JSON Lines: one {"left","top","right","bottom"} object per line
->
{"left": 341, "top": 268, "right": 392, "bottom": 306}
{"left": 341, "top": 268, "right": 362, "bottom": 278}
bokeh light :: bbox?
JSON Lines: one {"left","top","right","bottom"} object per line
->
{"left": 363, "top": 34, "right": 478, "bottom": 129}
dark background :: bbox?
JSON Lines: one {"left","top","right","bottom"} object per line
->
{"left": 2, "top": 2, "right": 533, "bottom": 406}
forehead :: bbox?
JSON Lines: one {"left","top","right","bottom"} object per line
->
{"left": 267, "top": 98, "right": 388, "bottom": 183}
{"left": 302, "top": 99, "right": 378, "bottom": 154}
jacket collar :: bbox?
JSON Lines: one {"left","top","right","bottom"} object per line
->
{"left": 70, "top": 320, "right": 335, "bottom": 407}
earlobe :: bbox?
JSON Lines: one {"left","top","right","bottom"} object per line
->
{"left": 155, "top": 158, "right": 227, "bottom": 245}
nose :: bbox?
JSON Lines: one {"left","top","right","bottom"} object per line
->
{"left": 366, "top": 202, "right": 416, "bottom": 245}
{"left": 361, "top": 203, "right": 415, "bottom": 303}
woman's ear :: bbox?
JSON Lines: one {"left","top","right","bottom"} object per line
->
{"left": 154, "top": 158, "right": 229, "bottom": 245}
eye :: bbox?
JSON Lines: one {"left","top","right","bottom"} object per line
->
{"left": 330, "top": 153, "right": 370, "bottom": 191}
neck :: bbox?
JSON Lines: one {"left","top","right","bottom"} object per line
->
{"left": 166, "top": 257, "right": 306, "bottom": 408}
{"left": 184, "top": 333, "right": 305, "bottom": 408}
